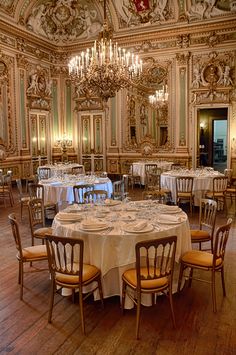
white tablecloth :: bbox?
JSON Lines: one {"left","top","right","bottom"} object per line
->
{"left": 161, "top": 169, "right": 224, "bottom": 206}
{"left": 38, "top": 163, "right": 84, "bottom": 178}
{"left": 40, "top": 176, "right": 113, "bottom": 204}
{"left": 52, "top": 200, "right": 191, "bottom": 307}
{"left": 132, "top": 161, "right": 173, "bottom": 185}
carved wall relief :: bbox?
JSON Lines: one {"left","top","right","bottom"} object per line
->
{"left": 191, "top": 51, "right": 235, "bottom": 104}
{"left": 0, "top": 53, "right": 16, "bottom": 155}
{"left": 27, "top": 65, "right": 52, "bottom": 110}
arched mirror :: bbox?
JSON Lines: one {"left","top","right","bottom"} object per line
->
{"left": 124, "top": 58, "right": 170, "bottom": 151}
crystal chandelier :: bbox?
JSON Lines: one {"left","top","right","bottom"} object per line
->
{"left": 149, "top": 85, "right": 168, "bottom": 107}
{"left": 68, "top": 0, "right": 142, "bottom": 102}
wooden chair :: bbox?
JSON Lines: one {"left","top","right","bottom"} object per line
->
{"left": 224, "top": 168, "right": 236, "bottom": 206}
{"left": 121, "top": 236, "right": 177, "bottom": 339}
{"left": 142, "top": 190, "right": 167, "bottom": 203}
{"left": 0, "top": 173, "right": 14, "bottom": 207}
{"left": 38, "top": 167, "right": 51, "bottom": 180}
{"left": 112, "top": 180, "right": 127, "bottom": 200}
{"left": 16, "top": 178, "right": 31, "bottom": 219}
{"left": 28, "top": 198, "right": 53, "bottom": 246}
{"left": 178, "top": 218, "right": 232, "bottom": 312}
{"left": 45, "top": 234, "right": 104, "bottom": 335}
{"left": 28, "top": 183, "right": 57, "bottom": 219}
{"left": 84, "top": 189, "right": 108, "bottom": 203}
{"left": 205, "top": 176, "right": 228, "bottom": 212}
{"left": 129, "top": 164, "right": 141, "bottom": 189}
{"left": 176, "top": 176, "right": 194, "bottom": 214}
{"left": 8, "top": 213, "right": 48, "bottom": 300}
{"left": 71, "top": 166, "right": 84, "bottom": 174}
{"left": 73, "top": 184, "right": 94, "bottom": 204}
{"left": 191, "top": 199, "right": 217, "bottom": 252}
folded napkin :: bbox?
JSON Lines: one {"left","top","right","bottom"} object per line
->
{"left": 130, "top": 221, "right": 147, "bottom": 231}
{"left": 57, "top": 212, "right": 82, "bottom": 220}
{"left": 158, "top": 214, "right": 184, "bottom": 223}
{"left": 81, "top": 218, "right": 108, "bottom": 230}
{"left": 158, "top": 205, "right": 180, "bottom": 212}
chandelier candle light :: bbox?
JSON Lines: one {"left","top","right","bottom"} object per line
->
{"left": 68, "top": 0, "right": 142, "bottom": 102}
{"left": 149, "top": 85, "right": 168, "bottom": 107}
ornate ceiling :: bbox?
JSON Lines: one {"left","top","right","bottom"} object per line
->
{"left": 0, "top": 0, "right": 235, "bottom": 45}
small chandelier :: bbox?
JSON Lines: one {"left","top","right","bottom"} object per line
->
{"left": 68, "top": 0, "right": 142, "bottom": 102}
{"left": 149, "top": 85, "right": 168, "bottom": 107}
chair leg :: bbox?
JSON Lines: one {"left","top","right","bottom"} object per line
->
{"left": 97, "top": 276, "right": 104, "bottom": 308}
{"left": 168, "top": 288, "right": 176, "bottom": 328}
{"left": 135, "top": 291, "right": 141, "bottom": 340}
{"left": 211, "top": 270, "right": 217, "bottom": 313}
{"left": 79, "top": 289, "right": 85, "bottom": 335}
{"left": 48, "top": 280, "right": 55, "bottom": 323}
{"left": 188, "top": 268, "right": 193, "bottom": 288}
{"left": 20, "top": 262, "right": 24, "bottom": 300}
{"left": 221, "top": 267, "right": 226, "bottom": 297}
{"left": 177, "top": 263, "right": 184, "bottom": 292}
{"left": 121, "top": 279, "right": 126, "bottom": 313}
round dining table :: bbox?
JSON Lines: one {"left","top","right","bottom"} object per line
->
{"left": 37, "top": 163, "right": 84, "bottom": 178}
{"left": 132, "top": 161, "right": 173, "bottom": 185}
{"left": 40, "top": 175, "right": 113, "bottom": 204}
{"left": 52, "top": 200, "right": 191, "bottom": 308}
{"left": 161, "top": 168, "right": 224, "bottom": 206}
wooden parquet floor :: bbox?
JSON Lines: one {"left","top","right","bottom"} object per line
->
{"left": 0, "top": 187, "right": 236, "bottom": 355}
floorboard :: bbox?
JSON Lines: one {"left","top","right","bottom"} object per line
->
{"left": 0, "top": 186, "right": 236, "bottom": 354}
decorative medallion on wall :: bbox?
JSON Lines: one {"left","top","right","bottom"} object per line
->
{"left": 191, "top": 51, "right": 234, "bottom": 104}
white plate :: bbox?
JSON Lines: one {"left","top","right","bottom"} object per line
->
{"left": 104, "top": 200, "right": 122, "bottom": 206}
{"left": 157, "top": 207, "right": 182, "bottom": 214}
{"left": 56, "top": 216, "right": 82, "bottom": 222}
{"left": 123, "top": 224, "right": 154, "bottom": 234}
{"left": 157, "top": 218, "right": 183, "bottom": 225}
{"left": 79, "top": 225, "right": 110, "bottom": 232}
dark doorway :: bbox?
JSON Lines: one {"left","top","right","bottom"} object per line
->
{"left": 197, "top": 108, "right": 228, "bottom": 172}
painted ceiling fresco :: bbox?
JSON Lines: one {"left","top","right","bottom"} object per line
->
{"left": 0, "top": 0, "right": 235, "bottom": 44}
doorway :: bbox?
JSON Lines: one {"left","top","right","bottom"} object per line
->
{"left": 197, "top": 108, "right": 228, "bottom": 172}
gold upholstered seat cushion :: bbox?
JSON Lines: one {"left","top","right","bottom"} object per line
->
{"left": 181, "top": 250, "right": 222, "bottom": 268}
{"left": 55, "top": 264, "right": 100, "bottom": 285}
{"left": 191, "top": 229, "right": 210, "bottom": 241}
{"left": 34, "top": 227, "right": 52, "bottom": 238}
{"left": 18, "top": 244, "right": 48, "bottom": 260}
{"left": 123, "top": 267, "right": 168, "bottom": 289}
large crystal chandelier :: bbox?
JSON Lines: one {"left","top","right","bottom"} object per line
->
{"left": 68, "top": 0, "right": 142, "bottom": 102}
{"left": 149, "top": 85, "right": 168, "bottom": 107}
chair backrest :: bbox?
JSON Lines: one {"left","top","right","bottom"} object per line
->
{"left": 122, "top": 175, "right": 129, "bottom": 193}
{"left": 142, "top": 190, "right": 166, "bottom": 203}
{"left": 199, "top": 198, "right": 217, "bottom": 233}
{"left": 8, "top": 213, "right": 23, "bottom": 259}
{"left": 213, "top": 218, "right": 232, "bottom": 267}
{"left": 176, "top": 176, "right": 194, "bottom": 193}
{"left": 73, "top": 184, "right": 94, "bottom": 203}
{"left": 38, "top": 167, "right": 51, "bottom": 180}
{"left": 135, "top": 236, "right": 177, "bottom": 291}
{"left": 213, "top": 176, "right": 228, "bottom": 193}
{"left": 72, "top": 166, "right": 84, "bottom": 174}
{"left": 84, "top": 189, "right": 108, "bottom": 203}
{"left": 28, "top": 198, "right": 45, "bottom": 231}
{"left": 112, "top": 180, "right": 125, "bottom": 200}
{"left": 171, "top": 163, "right": 182, "bottom": 170}
{"left": 46, "top": 234, "right": 83, "bottom": 283}
{"left": 145, "top": 164, "right": 158, "bottom": 174}
{"left": 224, "top": 169, "right": 233, "bottom": 187}
{"left": 145, "top": 172, "right": 161, "bottom": 191}
{"left": 28, "top": 183, "right": 44, "bottom": 200}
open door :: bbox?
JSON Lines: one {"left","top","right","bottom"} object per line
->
{"left": 197, "top": 108, "right": 228, "bottom": 172}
